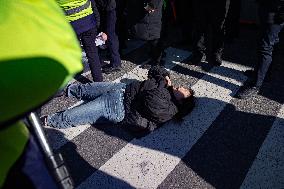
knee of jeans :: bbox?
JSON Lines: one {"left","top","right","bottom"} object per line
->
{"left": 109, "top": 106, "right": 125, "bottom": 123}
{"left": 110, "top": 113, "right": 124, "bottom": 123}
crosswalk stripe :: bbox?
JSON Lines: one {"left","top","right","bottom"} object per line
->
{"left": 77, "top": 61, "right": 249, "bottom": 188}
{"left": 240, "top": 104, "right": 284, "bottom": 189}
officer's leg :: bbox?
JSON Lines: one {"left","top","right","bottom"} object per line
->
{"left": 106, "top": 9, "right": 121, "bottom": 68}
{"left": 81, "top": 27, "right": 103, "bottom": 82}
{"left": 189, "top": 0, "right": 208, "bottom": 64}
{"left": 210, "top": 0, "right": 230, "bottom": 65}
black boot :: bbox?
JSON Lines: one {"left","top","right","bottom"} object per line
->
{"left": 210, "top": 49, "right": 223, "bottom": 66}
{"left": 188, "top": 52, "right": 206, "bottom": 65}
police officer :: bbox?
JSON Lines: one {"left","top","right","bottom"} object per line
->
{"left": 189, "top": 0, "right": 231, "bottom": 66}
{"left": 0, "top": 0, "right": 82, "bottom": 188}
{"left": 58, "top": 0, "right": 104, "bottom": 82}
{"left": 96, "top": 0, "right": 122, "bottom": 74}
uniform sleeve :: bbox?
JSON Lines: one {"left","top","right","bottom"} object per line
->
{"left": 91, "top": 0, "right": 101, "bottom": 29}
{"left": 148, "top": 0, "right": 163, "bottom": 9}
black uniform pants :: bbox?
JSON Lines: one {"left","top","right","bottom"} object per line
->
{"left": 78, "top": 27, "right": 103, "bottom": 82}
{"left": 192, "top": 0, "right": 230, "bottom": 58}
{"left": 105, "top": 9, "right": 121, "bottom": 67}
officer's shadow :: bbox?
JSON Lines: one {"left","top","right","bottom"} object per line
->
{"left": 44, "top": 127, "right": 134, "bottom": 188}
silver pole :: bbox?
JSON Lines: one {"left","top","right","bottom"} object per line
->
{"left": 27, "top": 112, "right": 53, "bottom": 156}
{"left": 27, "top": 112, "right": 74, "bottom": 189}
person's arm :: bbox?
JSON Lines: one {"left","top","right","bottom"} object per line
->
{"left": 165, "top": 76, "right": 171, "bottom": 86}
{"left": 145, "top": 0, "right": 163, "bottom": 13}
{"left": 106, "top": 0, "right": 116, "bottom": 11}
{"left": 147, "top": 65, "right": 170, "bottom": 79}
{"left": 91, "top": 0, "right": 101, "bottom": 29}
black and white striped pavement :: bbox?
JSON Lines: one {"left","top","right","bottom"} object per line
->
{"left": 41, "top": 30, "right": 284, "bottom": 189}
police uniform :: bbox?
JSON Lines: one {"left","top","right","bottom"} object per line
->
{"left": 0, "top": 0, "right": 82, "bottom": 187}
{"left": 58, "top": 0, "right": 104, "bottom": 81}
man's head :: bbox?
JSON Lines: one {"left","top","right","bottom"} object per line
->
{"left": 172, "top": 86, "right": 193, "bottom": 102}
{"left": 170, "top": 86, "right": 195, "bottom": 120}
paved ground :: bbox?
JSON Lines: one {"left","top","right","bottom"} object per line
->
{"left": 40, "top": 28, "right": 284, "bottom": 189}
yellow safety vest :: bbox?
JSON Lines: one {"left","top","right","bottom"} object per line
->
{"left": 0, "top": 0, "right": 83, "bottom": 125}
{"left": 0, "top": 122, "right": 29, "bottom": 187}
{"left": 57, "top": 0, "right": 94, "bottom": 22}
{"left": 0, "top": 0, "right": 83, "bottom": 186}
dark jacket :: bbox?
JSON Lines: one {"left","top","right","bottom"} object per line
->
{"left": 95, "top": 0, "right": 116, "bottom": 31}
{"left": 126, "top": 0, "right": 163, "bottom": 40}
{"left": 95, "top": 0, "right": 116, "bottom": 11}
{"left": 257, "top": 0, "right": 284, "bottom": 24}
{"left": 121, "top": 66, "right": 178, "bottom": 133}
{"left": 257, "top": 0, "right": 284, "bottom": 11}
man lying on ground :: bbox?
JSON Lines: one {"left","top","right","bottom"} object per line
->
{"left": 43, "top": 66, "right": 195, "bottom": 133}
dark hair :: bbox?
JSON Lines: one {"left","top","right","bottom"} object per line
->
{"left": 168, "top": 86, "right": 195, "bottom": 121}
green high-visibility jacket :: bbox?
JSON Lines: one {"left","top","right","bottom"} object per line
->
{"left": 0, "top": 122, "right": 29, "bottom": 187}
{"left": 0, "top": 0, "right": 83, "bottom": 186}
{"left": 0, "top": 0, "right": 83, "bottom": 125}
{"left": 57, "top": 0, "right": 94, "bottom": 22}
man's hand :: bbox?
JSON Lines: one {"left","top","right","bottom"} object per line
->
{"left": 101, "top": 32, "right": 108, "bottom": 41}
{"left": 144, "top": 3, "right": 155, "bottom": 13}
{"left": 165, "top": 76, "right": 172, "bottom": 86}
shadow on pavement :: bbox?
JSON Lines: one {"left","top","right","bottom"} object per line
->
{"left": 45, "top": 127, "right": 134, "bottom": 188}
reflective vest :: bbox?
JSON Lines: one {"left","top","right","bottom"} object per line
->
{"left": 0, "top": 122, "right": 29, "bottom": 187}
{"left": 57, "top": 0, "right": 94, "bottom": 22}
{"left": 0, "top": 0, "right": 83, "bottom": 186}
{"left": 0, "top": 0, "right": 83, "bottom": 125}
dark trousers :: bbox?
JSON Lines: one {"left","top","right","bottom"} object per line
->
{"left": 255, "top": 5, "right": 284, "bottom": 87}
{"left": 148, "top": 3, "right": 174, "bottom": 65}
{"left": 78, "top": 27, "right": 103, "bottom": 82}
{"left": 106, "top": 9, "right": 121, "bottom": 67}
{"left": 115, "top": 0, "right": 128, "bottom": 50}
{"left": 192, "top": 0, "right": 230, "bottom": 57}
{"left": 148, "top": 39, "right": 162, "bottom": 64}
{"left": 225, "top": 0, "right": 241, "bottom": 40}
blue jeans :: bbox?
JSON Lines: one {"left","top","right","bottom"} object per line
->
{"left": 256, "top": 5, "right": 284, "bottom": 87}
{"left": 47, "top": 82, "right": 126, "bottom": 128}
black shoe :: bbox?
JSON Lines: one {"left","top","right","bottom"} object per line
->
{"left": 236, "top": 85, "right": 260, "bottom": 99}
{"left": 188, "top": 53, "right": 206, "bottom": 65}
{"left": 209, "top": 49, "right": 223, "bottom": 66}
{"left": 209, "top": 54, "right": 222, "bottom": 66}
{"left": 209, "top": 59, "right": 222, "bottom": 66}
{"left": 40, "top": 115, "right": 48, "bottom": 126}
{"left": 244, "top": 70, "right": 255, "bottom": 77}
{"left": 102, "top": 64, "right": 122, "bottom": 74}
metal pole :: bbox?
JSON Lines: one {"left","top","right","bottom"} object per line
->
{"left": 27, "top": 112, "right": 74, "bottom": 189}
{"left": 28, "top": 112, "right": 53, "bottom": 156}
